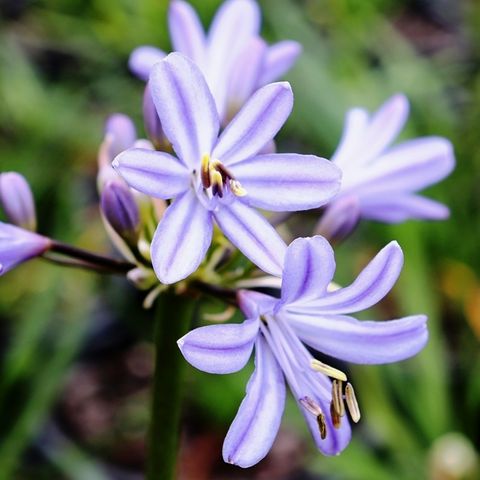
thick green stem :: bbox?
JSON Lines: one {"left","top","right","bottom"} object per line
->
{"left": 147, "top": 294, "right": 196, "bottom": 480}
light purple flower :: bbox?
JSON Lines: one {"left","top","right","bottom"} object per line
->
{"left": 129, "top": 0, "right": 301, "bottom": 122}
{"left": 113, "top": 53, "right": 341, "bottom": 284}
{"left": 0, "top": 172, "right": 37, "bottom": 231}
{"left": 177, "top": 236, "right": 428, "bottom": 467}
{"left": 0, "top": 222, "right": 51, "bottom": 275}
{"left": 317, "top": 94, "right": 455, "bottom": 239}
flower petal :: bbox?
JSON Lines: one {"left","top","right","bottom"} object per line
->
{"left": 112, "top": 148, "right": 190, "bottom": 199}
{"left": 346, "top": 137, "right": 455, "bottom": 196}
{"left": 128, "top": 46, "right": 166, "bottom": 81}
{"left": 257, "top": 40, "right": 302, "bottom": 86}
{"left": 150, "top": 53, "right": 220, "bottom": 169}
{"left": 213, "top": 82, "right": 293, "bottom": 166}
{"left": 169, "top": 0, "right": 206, "bottom": 67}
{"left": 289, "top": 313, "right": 428, "bottom": 364}
{"left": 0, "top": 222, "right": 51, "bottom": 275}
{"left": 151, "top": 190, "right": 213, "bottom": 283}
{"left": 223, "top": 336, "right": 286, "bottom": 467}
{"left": 232, "top": 153, "right": 341, "bottom": 211}
{"left": 359, "top": 193, "right": 450, "bottom": 223}
{"left": 238, "top": 289, "right": 278, "bottom": 318}
{"left": 206, "top": 0, "right": 261, "bottom": 117}
{"left": 214, "top": 201, "right": 287, "bottom": 277}
{"left": 292, "top": 241, "right": 403, "bottom": 314}
{"left": 227, "top": 37, "right": 267, "bottom": 118}
{"left": 281, "top": 236, "right": 336, "bottom": 305}
{"left": 177, "top": 318, "right": 260, "bottom": 374}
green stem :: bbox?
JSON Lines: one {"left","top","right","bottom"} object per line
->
{"left": 147, "top": 294, "right": 196, "bottom": 480}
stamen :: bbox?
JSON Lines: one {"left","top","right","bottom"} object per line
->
{"left": 330, "top": 402, "right": 342, "bottom": 429}
{"left": 300, "top": 396, "right": 327, "bottom": 439}
{"left": 317, "top": 412, "right": 327, "bottom": 439}
{"left": 201, "top": 154, "right": 211, "bottom": 188}
{"left": 345, "top": 383, "right": 361, "bottom": 423}
{"left": 310, "top": 359, "right": 347, "bottom": 382}
{"left": 332, "top": 379, "right": 345, "bottom": 417}
{"left": 230, "top": 179, "right": 247, "bottom": 197}
{"left": 210, "top": 170, "right": 224, "bottom": 198}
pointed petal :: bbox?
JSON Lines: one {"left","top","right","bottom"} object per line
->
{"left": 290, "top": 313, "right": 428, "bottom": 364}
{"left": 232, "top": 153, "right": 341, "bottom": 211}
{"left": 281, "top": 236, "right": 336, "bottom": 305}
{"left": 169, "top": 0, "right": 206, "bottom": 66}
{"left": 294, "top": 241, "right": 403, "bottom": 314}
{"left": 178, "top": 318, "right": 259, "bottom": 374}
{"left": 128, "top": 46, "right": 166, "bottom": 81}
{"left": 360, "top": 193, "right": 450, "bottom": 223}
{"left": 151, "top": 190, "right": 212, "bottom": 283}
{"left": 0, "top": 223, "right": 51, "bottom": 275}
{"left": 113, "top": 148, "right": 190, "bottom": 199}
{"left": 223, "top": 337, "right": 286, "bottom": 467}
{"left": 257, "top": 40, "right": 302, "bottom": 86}
{"left": 206, "top": 0, "right": 261, "bottom": 117}
{"left": 348, "top": 137, "right": 455, "bottom": 196}
{"left": 214, "top": 201, "right": 287, "bottom": 277}
{"left": 227, "top": 37, "right": 267, "bottom": 116}
{"left": 150, "top": 53, "right": 220, "bottom": 169}
{"left": 238, "top": 289, "right": 278, "bottom": 318}
{"left": 213, "top": 82, "right": 293, "bottom": 166}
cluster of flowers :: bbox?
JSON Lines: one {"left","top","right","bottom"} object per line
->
{"left": 0, "top": 0, "right": 454, "bottom": 469}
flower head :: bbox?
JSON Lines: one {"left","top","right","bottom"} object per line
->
{"left": 0, "top": 222, "right": 51, "bottom": 275}
{"left": 177, "top": 236, "right": 428, "bottom": 467}
{"left": 113, "top": 53, "right": 341, "bottom": 284}
{"left": 129, "top": 0, "right": 301, "bottom": 122}
{"left": 317, "top": 94, "right": 455, "bottom": 240}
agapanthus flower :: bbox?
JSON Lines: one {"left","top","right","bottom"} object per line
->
{"left": 316, "top": 94, "right": 455, "bottom": 240}
{"left": 113, "top": 53, "right": 341, "bottom": 284}
{"left": 129, "top": 0, "right": 301, "bottom": 122}
{"left": 177, "top": 236, "right": 428, "bottom": 467}
{"left": 0, "top": 222, "right": 51, "bottom": 275}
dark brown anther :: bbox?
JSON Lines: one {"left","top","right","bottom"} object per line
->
{"left": 332, "top": 379, "right": 345, "bottom": 417}
{"left": 317, "top": 413, "right": 327, "bottom": 439}
{"left": 330, "top": 401, "right": 342, "bottom": 429}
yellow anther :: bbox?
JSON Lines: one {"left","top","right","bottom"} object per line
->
{"left": 230, "top": 180, "right": 247, "bottom": 197}
{"left": 210, "top": 170, "right": 224, "bottom": 197}
{"left": 201, "top": 154, "right": 211, "bottom": 188}
{"left": 310, "top": 359, "right": 347, "bottom": 382}
{"left": 345, "top": 383, "right": 361, "bottom": 423}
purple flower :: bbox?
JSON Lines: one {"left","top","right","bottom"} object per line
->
{"left": 129, "top": 0, "right": 301, "bottom": 122}
{"left": 0, "top": 222, "right": 51, "bottom": 275}
{"left": 0, "top": 172, "right": 37, "bottom": 231}
{"left": 113, "top": 53, "right": 341, "bottom": 284}
{"left": 317, "top": 94, "right": 455, "bottom": 239}
{"left": 177, "top": 236, "right": 428, "bottom": 467}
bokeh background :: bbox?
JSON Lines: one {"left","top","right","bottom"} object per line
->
{"left": 0, "top": 0, "right": 479, "bottom": 478}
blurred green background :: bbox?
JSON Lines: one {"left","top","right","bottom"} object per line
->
{"left": 0, "top": 0, "right": 479, "bottom": 478}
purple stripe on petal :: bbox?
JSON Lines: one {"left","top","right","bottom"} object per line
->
{"left": 169, "top": 0, "right": 206, "bottom": 67}
{"left": 213, "top": 82, "right": 293, "bottom": 167}
{"left": 177, "top": 318, "right": 260, "bottom": 374}
{"left": 293, "top": 241, "right": 403, "bottom": 314}
{"left": 128, "top": 46, "right": 166, "bottom": 81}
{"left": 360, "top": 193, "right": 450, "bottom": 223}
{"left": 150, "top": 53, "right": 220, "bottom": 169}
{"left": 281, "top": 236, "right": 335, "bottom": 305}
{"left": 151, "top": 190, "right": 213, "bottom": 284}
{"left": 113, "top": 148, "right": 190, "bottom": 199}
{"left": 257, "top": 40, "right": 302, "bottom": 86}
{"left": 223, "top": 337, "right": 286, "bottom": 468}
{"left": 231, "top": 153, "right": 341, "bottom": 211}
{"left": 214, "top": 201, "right": 287, "bottom": 277}
{"left": 289, "top": 313, "right": 428, "bottom": 364}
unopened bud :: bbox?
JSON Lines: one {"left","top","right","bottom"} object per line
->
{"left": 104, "top": 113, "right": 137, "bottom": 159}
{"left": 127, "top": 267, "right": 157, "bottom": 290}
{"left": 143, "top": 83, "right": 169, "bottom": 150}
{"left": 101, "top": 182, "right": 140, "bottom": 246}
{"left": 0, "top": 172, "right": 37, "bottom": 231}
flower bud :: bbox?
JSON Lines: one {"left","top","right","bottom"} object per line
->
{"left": 105, "top": 113, "right": 137, "bottom": 159}
{"left": 143, "top": 83, "right": 169, "bottom": 150}
{"left": 0, "top": 172, "right": 37, "bottom": 231}
{"left": 100, "top": 181, "right": 140, "bottom": 246}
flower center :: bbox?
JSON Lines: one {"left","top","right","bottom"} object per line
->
{"left": 200, "top": 154, "right": 247, "bottom": 198}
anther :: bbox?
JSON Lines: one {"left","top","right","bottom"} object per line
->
{"left": 300, "top": 396, "right": 327, "bottom": 439}
{"left": 201, "top": 154, "right": 211, "bottom": 188}
{"left": 317, "top": 412, "right": 327, "bottom": 439}
{"left": 332, "top": 379, "right": 345, "bottom": 417}
{"left": 230, "top": 179, "right": 247, "bottom": 197}
{"left": 310, "top": 359, "right": 347, "bottom": 382}
{"left": 345, "top": 383, "right": 361, "bottom": 423}
{"left": 330, "top": 402, "right": 342, "bottom": 429}
{"left": 210, "top": 170, "right": 224, "bottom": 198}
